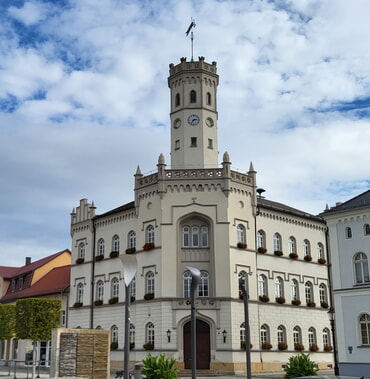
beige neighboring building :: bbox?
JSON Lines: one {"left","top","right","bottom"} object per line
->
{"left": 68, "top": 57, "right": 333, "bottom": 374}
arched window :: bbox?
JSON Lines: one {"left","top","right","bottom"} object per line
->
{"left": 78, "top": 242, "right": 85, "bottom": 259}
{"left": 273, "top": 233, "right": 282, "bottom": 252}
{"left": 206, "top": 92, "right": 211, "bottom": 105}
{"left": 293, "top": 326, "right": 302, "bottom": 345}
{"left": 260, "top": 324, "right": 270, "bottom": 344}
{"left": 76, "top": 283, "right": 84, "bottom": 304}
{"left": 277, "top": 325, "right": 286, "bottom": 343}
{"left": 192, "top": 226, "right": 199, "bottom": 247}
{"left": 111, "top": 277, "right": 119, "bottom": 298}
{"left": 364, "top": 224, "right": 370, "bottom": 236}
{"left": 130, "top": 277, "right": 136, "bottom": 299}
{"left": 308, "top": 327, "right": 317, "bottom": 347}
{"left": 111, "top": 325, "right": 118, "bottom": 344}
{"left": 96, "top": 280, "right": 104, "bottom": 300}
{"left": 146, "top": 322, "right": 155, "bottom": 345}
{"left": 322, "top": 328, "right": 331, "bottom": 348}
{"left": 112, "top": 235, "right": 120, "bottom": 253}
{"left": 291, "top": 279, "right": 299, "bottom": 301}
{"left": 240, "top": 322, "right": 246, "bottom": 348}
{"left": 130, "top": 323, "right": 135, "bottom": 348}
{"left": 128, "top": 231, "right": 136, "bottom": 249}
{"left": 98, "top": 239, "right": 105, "bottom": 257}
{"left": 183, "top": 271, "right": 192, "bottom": 298}
{"left": 359, "top": 314, "right": 370, "bottom": 345}
{"left": 354, "top": 252, "right": 370, "bottom": 284}
{"left": 199, "top": 271, "right": 209, "bottom": 297}
{"left": 258, "top": 274, "right": 267, "bottom": 297}
{"left": 146, "top": 271, "right": 155, "bottom": 295}
{"left": 182, "top": 224, "right": 209, "bottom": 248}
{"left": 175, "top": 93, "right": 180, "bottom": 107}
{"left": 305, "top": 281, "right": 314, "bottom": 304}
{"left": 345, "top": 227, "right": 352, "bottom": 239}
{"left": 303, "top": 239, "right": 311, "bottom": 257}
{"left": 237, "top": 224, "right": 246, "bottom": 244}
{"left": 288, "top": 236, "right": 296, "bottom": 254}
{"left": 190, "top": 90, "right": 196, "bottom": 103}
{"left": 201, "top": 226, "right": 208, "bottom": 247}
{"left": 146, "top": 225, "right": 155, "bottom": 244}
{"left": 317, "top": 243, "right": 325, "bottom": 260}
{"left": 257, "top": 230, "right": 265, "bottom": 249}
{"left": 319, "top": 283, "right": 328, "bottom": 306}
{"left": 274, "top": 277, "right": 284, "bottom": 299}
{"left": 183, "top": 226, "right": 190, "bottom": 247}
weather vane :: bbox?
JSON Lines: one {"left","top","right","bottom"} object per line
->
{"left": 185, "top": 18, "right": 196, "bottom": 61}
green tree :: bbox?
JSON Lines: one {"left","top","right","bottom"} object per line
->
{"left": 142, "top": 353, "right": 178, "bottom": 379}
{"left": 284, "top": 352, "right": 318, "bottom": 379}
{"left": 0, "top": 304, "right": 15, "bottom": 340}
{"left": 16, "top": 298, "right": 61, "bottom": 378}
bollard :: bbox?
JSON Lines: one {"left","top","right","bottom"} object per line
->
{"left": 133, "top": 362, "right": 144, "bottom": 379}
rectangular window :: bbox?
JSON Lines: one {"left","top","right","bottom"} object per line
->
{"left": 190, "top": 137, "right": 197, "bottom": 147}
{"left": 208, "top": 139, "right": 213, "bottom": 149}
{"left": 175, "top": 139, "right": 180, "bottom": 150}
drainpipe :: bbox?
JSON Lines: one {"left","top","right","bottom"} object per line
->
{"left": 90, "top": 219, "right": 96, "bottom": 329}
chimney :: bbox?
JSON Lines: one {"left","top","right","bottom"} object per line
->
{"left": 25, "top": 257, "right": 31, "bottom": 265}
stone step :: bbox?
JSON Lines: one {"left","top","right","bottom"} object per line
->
{"left": 178, "top": 369, "right": 221, "bottom": 377}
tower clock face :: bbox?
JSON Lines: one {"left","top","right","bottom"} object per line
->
{"left": 187, "top": 114, "right": 200, "bottom": 125}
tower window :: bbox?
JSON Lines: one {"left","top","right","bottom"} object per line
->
{"left": 175, "top": 93, "right": 180, "bottom": 107}
{"left": 206, "top": 92, "right": 211, "bottom": 105}
{"left": 190, "top": 90, "right": 196, "bottom": 103}
{"left": 175, "top": 139, "right": 180, "bottom": 150}
{"left": 208, "top": 139, "right": 213, "bottom": 149}
{"left": 190, "top": 137, "right": 197, "bottom": 147}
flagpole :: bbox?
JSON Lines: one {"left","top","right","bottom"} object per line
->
{"left": 191, "top": 31, "right": 194, "bottom": 61}
{"left": 186, "top": 18, "right": 196, "bottom": 61}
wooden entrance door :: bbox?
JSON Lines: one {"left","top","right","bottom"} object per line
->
{"left": 183, "top": 319, "right": 210, "bottom": 369}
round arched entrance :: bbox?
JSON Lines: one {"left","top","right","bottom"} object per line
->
{"left": 183, "top": 319, "right": 210, "bottom": 369}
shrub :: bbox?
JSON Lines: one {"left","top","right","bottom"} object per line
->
{"left": 141, "top": 353, "right": 177, "bottom": 379}
{"left": 284, "top": 352, "right": 318, "bottom": 379}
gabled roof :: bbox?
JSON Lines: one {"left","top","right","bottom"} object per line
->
{"left": 19, "top": 265, "right": 70, "bottom": 298}
{"left": 95, "top": 201, "right": 135, "bottom": 219}
{"left": 258, "top": 197, "right": 325, "bottom": 223}
{"left": 0, "top": 266, "right": 19, "bottom": 279}
{"left": 321, "top": 189, "right": 370, "bottom": 215}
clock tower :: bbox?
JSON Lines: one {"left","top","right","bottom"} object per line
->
{"left": 168, "top": 56, "right": 219, "bottom": 169}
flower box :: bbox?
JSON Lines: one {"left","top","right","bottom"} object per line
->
{"left": 274, "top": 250, "right": 283, "bottom": 256}
{"left": 259, "top": 295, "right": 270, "bottom": 303}
{"left": 309, "top": 344, "right": 319, "bottom": 352}
{"left": 94, "top": 300, "right": 103, "bottom": 306}
{"left": 278, "top": 342, "right": 288, "bottom": 350}
{"left": 110, "top": 342, "right": 118, "bottom": 350}
{"left": 240, "top": 341, "right": 253, "bottom": 350}
{"left": 73, "top": 302, "right": 83, "bottom": 308}
{"left": 110, "top": 251, "right": 119, "bottom": 258}
{"left": 291, "top": 299, "right": 301, "bottom": 306}
{"left": 304, "top": 255, "right": 312, "bottom": 262}
{"left": 276, "top": 296, "right": 286, "bottom": 304}
{"left": 320, "top": 301, "right": 329, "bottom": 309}
{"left": 143, "top": 342, "right": 154, "bottom": 350}
{"left": 131, "top": 295, "right": 136, "bottom": 303}
{"left": 143, "top": 243, "right": 155, "bottom": 251}
{"left": 261, "top": 342, "right": 272, "bottom": 350}
{"left": 95, "top": 254, "right": 104, "bottom": 262}
{"left": 125, "top": 248, "right": 136, "bottom": 254}
{"left": 294, "top": 343, "right": 304, "bottom": 351}
{"left": 289, "top": 252, "right": 298, "bottom": 260}
{"left": 324, "top": 345, "right": 333, "bottom": 352}
{"left": 144, "top": 293, "right": 154, "bottom": 300}
{"left": 237, "top": 242, "right": 247, "bottom": 249}
{"left": 318, "top": 258, "right": 327, "bottom": 264}
{"left": 109, "top": 297, "right": 119, "bottom": 304}
{"left": 258, "top": 247, "right": 267, "bottom": 254}
{"left": 75, "top": 257, "right": 84, "bottom": 264}
{"left": 306, "top": 301, "right": 316, "bottom": 308}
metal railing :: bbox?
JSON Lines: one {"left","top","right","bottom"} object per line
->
{"left": 0, "top": 360, "right": 49, "bottom": 378}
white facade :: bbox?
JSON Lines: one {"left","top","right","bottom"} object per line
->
{"left": 322, "top": 191, "right": 370, "bottom": 376}
{"left": 68, "top": 57, "right": 333, "bottom": 374}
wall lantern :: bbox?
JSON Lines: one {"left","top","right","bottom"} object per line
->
{"left": 166, "top": 329, "right": 171, "bottom": 343}
{"left": 222, "top": 329, "right": 227, "bottom": 343}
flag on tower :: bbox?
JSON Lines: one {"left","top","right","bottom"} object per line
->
{"left": 186, "top": 19, "right": 196, "bottom": 36}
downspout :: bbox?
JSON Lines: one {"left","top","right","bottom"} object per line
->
{"left": 90, "top": 219, "right": 96, "bottom": 329}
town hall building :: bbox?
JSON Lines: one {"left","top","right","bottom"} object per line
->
{"left": 68, "top": 57, "right": 334, "bottom": 374}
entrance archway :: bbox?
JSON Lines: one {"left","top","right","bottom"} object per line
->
{"left": 183, "top": 319, "right": 210, "bottom": 369}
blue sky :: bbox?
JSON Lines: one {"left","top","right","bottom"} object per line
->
{"left": 1, "top": 0, "right": 370, "bottom": 266}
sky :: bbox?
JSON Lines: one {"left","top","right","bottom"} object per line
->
{"left": 1, "top": 0, "right": 370, "bottom": 267}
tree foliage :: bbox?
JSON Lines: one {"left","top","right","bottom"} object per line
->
{"left": 0, "top": 304, "right": 15, "bottom": 340}
{"left": 15, "top": 298, "right": 61, "bottom": 341}
{"left": 142, "top": 353, "right": 178, "bottom": 379}
{"left": 284, "top": 352, "right": 318, "bottom": 379}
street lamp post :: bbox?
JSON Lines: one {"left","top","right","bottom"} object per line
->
{"left": 328, "top": 308, "right": 339, "bottom": 376}
{"left": 239, "top": 277, "right": 252, "bottom": 379}
{"left": 119, "top": 254, "right": 138, "bottom": 379}
{"left": 187, "top": 266, "right": 201, "bottom": 379}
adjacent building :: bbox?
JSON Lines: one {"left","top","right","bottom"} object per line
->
{"left": 321, "top": 190, "right": 370, "bottom": 376}
{"left": 68, "top": 57, "right": 333, "bottom": 374}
